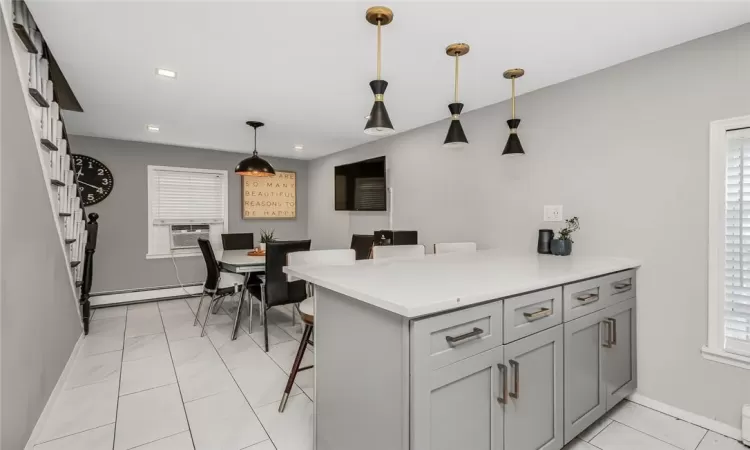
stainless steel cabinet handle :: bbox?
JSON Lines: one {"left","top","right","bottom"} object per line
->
{"left": 576, "top": 293, "right": 599, "bottom": 304}
{"left": 445, "top": 327, "right": 483, "bottom": 344}
{"left": 509, "top": 359, "right": 520, "bottom": 399}
{"left": 602, "top": 320, "right": 612, "bottom": 348}
{"left": 523, "top": 307, "right": 552, "bottom": 321}
{"left": 497, "top": 364, "right": 508, "bottom": 404}
{"left": 613, "top": 282, "right": 632, "bottom": 291}
{"left": 608, "top": 318, "right": 617, "bottom": 345}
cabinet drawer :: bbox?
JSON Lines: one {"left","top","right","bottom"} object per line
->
{"left": 411, "top": 300, "right": 503, "bottom": 370}
{"left": 563, "top": 270, "right": 637, "bottom": 321}
{"left": 503, "top": 287, "right": 562, "bottom": 343}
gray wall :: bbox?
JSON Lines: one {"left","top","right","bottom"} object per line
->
{"left": 1, "top": 18, "right": 82, "bottom": 449}
{"left": 69, "top": 135, "right": 309, "bottom": 293}
{"left": 308, "top": 25, "right": 750, "bottom": 429}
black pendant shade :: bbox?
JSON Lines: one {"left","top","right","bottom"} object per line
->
{"left": 502, "top": 118, "right": 524, "bottom": 155}
{"left": 444, "top": 102, "right": 468, "bottom": 147}
{"left": 364, "top": 80, "right": 394, "bottom": 136}
{"left": 235, "top": 121, "right": 275, "bottom": 177}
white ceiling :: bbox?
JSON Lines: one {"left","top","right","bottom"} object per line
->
{"left": 28, "top": 1, "right": 750, "bottom": 160}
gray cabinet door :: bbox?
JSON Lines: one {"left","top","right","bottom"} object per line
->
{"left": 563, "top": 309, "right": 606, "bottom": 443}
{"left": 504, "top": 325, "right": 564, "bottom": 450}
{"left": 603, "top": 297, "right": 637, "bottom": 410}
{"left": 412, "top": 345, "right": 505, "bottom": 450}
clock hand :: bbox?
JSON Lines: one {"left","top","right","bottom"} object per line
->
{"left": 77, "top": 180, "right": 100, "bottom": 190}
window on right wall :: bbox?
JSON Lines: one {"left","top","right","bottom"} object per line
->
{"left": 706, "top": 115, "right": 750, "bottom": 369}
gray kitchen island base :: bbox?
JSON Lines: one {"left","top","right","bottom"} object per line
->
{"left": 287, "top": 253, "right": 639, "bottom": 450}
{"left": 315, "top": 287, "right": 410, "bottom": 450}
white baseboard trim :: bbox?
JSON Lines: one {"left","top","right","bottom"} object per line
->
{"left": 24, "top": 333, "right": 85, "bottom": 450}
{"left": 90, "top": 285, "right": 202, "bottom": 307}
{"left": 628, "top": 392, "right": 742, "bottom": 440}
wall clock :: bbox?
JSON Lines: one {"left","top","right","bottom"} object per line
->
{"left": 72, "top": 154, "right": 114, "bottom": 206}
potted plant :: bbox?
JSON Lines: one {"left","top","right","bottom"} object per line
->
{"left": 259, "top": 228, "right": 276, "bottom": 251}
{"left": 550, "top": 217, "right": 579, "bottom": 256}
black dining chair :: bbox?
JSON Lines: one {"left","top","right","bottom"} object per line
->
{"left": 350, "top": 234, "right": 375, "bottom": 260}
{"left": 249, "top": 239, "right": 311, "bottom": 351}
{"left": 221, "top": 233, "right": 255, "bottom": 250}
{"left": 195, "top": 238, "right": 244, "bottom": 337}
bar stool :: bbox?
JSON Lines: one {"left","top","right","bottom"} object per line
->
{"left": 279, "top": 248, "right": 355, "bottom": 412}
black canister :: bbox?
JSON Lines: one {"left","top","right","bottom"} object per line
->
{"left": 537, "top": 229, "right": 554, "bottom": 254}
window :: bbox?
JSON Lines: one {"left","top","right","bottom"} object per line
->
{"left": 706, "top": 116, "right": 750, "bottom": 369}
{"left": 147, "top": 165, "right": 228, "bottom": 258}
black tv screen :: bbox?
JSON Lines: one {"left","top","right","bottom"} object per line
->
{"left": 334, "top": 156, "right": 387, "bottom": 211}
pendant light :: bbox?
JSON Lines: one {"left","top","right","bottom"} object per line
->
{"left": 364, "top": 6, "right": 395, "bottom": 136}
{"left": 502, "top": 68, "right": 525, "bottom": 155}
{"left": 235, "top": 121, "right": 275, "bottom": 177}
{"left": 443, "top": 43, "right": 470, "bottom": 148}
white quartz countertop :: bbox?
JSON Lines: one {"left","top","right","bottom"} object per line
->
{"left": 283, "top": 250, "right": 640, "bottom": 318}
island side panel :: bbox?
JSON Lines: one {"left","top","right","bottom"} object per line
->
{"left": 315, "top": 287, "right": 410, "bottom": 450}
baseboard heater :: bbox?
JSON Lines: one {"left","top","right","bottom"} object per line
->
{"left": 90, "top": 283, "right": 203, "bottom": 307}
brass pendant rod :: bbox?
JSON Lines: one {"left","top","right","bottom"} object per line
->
{"left": 253, "top": 128, "right": 258, "bottom": 155}
{"left": 376, "top": 20, "right": 382, "bottom": 80}
{"left": 511, "top": 77, "right": 516, "bottom": 120}
{"left": 454, "top": 54, "right": 459, "bottom": 103}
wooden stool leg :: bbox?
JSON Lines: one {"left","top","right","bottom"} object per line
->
{"left": 279, "top": 324, "right": 313, "bottom": 412}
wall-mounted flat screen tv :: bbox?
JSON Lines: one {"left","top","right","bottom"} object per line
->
{"left": 334, "top": 156, "right": 386, "bottom": 211}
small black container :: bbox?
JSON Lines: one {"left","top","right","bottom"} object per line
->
{"left": 537, "top": 229, "right": 554, "bottom": 254}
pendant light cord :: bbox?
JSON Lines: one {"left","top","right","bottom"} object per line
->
{"left": 511, "top": 77, "right": 516, "bottom": 120}
{"left": 253, "top": 127, "right": 258, "bottom": 156}
{"left": 454, "top": 53, "right": 459, "bottom": 103}
{"left": 376, "top": 20, "right": 382, "bottom": 80}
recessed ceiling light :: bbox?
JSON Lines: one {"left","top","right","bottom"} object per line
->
{"left": 156, "top": 68, "right": 176, "bottom": 78}
{"left": 294, "top": 145, "right": 304, "bottom": 151}
{"left": 147, "top": 125, "right": 160, "bottom": 132}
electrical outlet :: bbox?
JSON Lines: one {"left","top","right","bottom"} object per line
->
{"left": 544, "top": 205, "right": 563, "bottom": 222}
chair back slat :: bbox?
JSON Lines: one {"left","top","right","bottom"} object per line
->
{"left": 372, "top": 244, "right": 425, "bottom": 260}
{"left": 350, "top": 234, "right": 374, "bottom": 260}
{"left": 265, "top": 240, "right": 312, "bottom": 307}
{"left": 198, "top": 238, "right": 221, "bottom": 291}
{"left": 287, "top": 249, "right": 355, "bottom": 282}
{"left": 222, "top": 233, "right": 254, "bottom": 250}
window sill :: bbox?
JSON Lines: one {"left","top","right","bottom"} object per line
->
{"left": 701, "top": 346, "right": 750, "bottom": 370}
{"left": 146, "top": 252, "right": 201, "bottom": 260}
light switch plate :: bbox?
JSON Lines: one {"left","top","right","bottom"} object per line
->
{"left": 544, "top": 205, "right": 563, "bottom": 222}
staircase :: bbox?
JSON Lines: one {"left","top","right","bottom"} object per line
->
{"left": 4, "top": 0, "right": 97, "bottom": 333}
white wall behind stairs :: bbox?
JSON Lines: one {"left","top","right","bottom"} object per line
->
{"left": 0, "top": 14, "right": 82, "bottom": 450}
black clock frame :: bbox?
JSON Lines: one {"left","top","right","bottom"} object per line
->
{"left": 72, "top": 154, "right": 114, "bottom": 206}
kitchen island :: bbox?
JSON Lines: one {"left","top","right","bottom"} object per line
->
{"left": 284, "top": 250, "right": 640, "bottom": 450}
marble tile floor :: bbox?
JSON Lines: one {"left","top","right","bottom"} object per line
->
{"left": 32, "top": 296, "right": 746, "bottom": 450}
{"left": 32, "top": 296, "right": 311, "bottom": 450}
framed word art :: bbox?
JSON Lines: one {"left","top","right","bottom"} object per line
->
{"left": 242, "top": 171, "right": 297, "bottom": 219}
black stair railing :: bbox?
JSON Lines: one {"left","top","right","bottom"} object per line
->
{"left": 80, "top": 212, "right": 99, "bottom": 335}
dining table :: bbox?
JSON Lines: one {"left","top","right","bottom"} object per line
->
{"left": 216, "top": 249, "right": 266, "bottom": 340}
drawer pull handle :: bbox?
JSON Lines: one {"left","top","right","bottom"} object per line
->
{"left": 509, "top": 359, "right": 520, "bottom": 399}
{"left": 497, "top": 364, "right": 508, "bottom": 404}
{"left": 608, "top": 318, "right": 617, "bottom": 345}
{"left": 602, "top": 320, "right": 613, "bottom": 348}
{"left": 445, "top": 327, "right": 483, "bottom": 344}
{"left": 576, "top": 293, "right": 599, "bottom": 304}
{"left": 523, "top": 307, "right": 552, "bottom": 321}
{"left": 613, "top": 282, "right": 632, "bottom": 292}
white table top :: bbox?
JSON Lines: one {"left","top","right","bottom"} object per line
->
{"left": 216, "top": 250, "right": 265, "bottom": 267}
{"left": 283, "top": 249, "right": 640, "bottom": 318}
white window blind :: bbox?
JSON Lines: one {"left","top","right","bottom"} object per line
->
{"left": 724, "top": 127, "right": 750, "bottom": 357}
{"left": 152, "top": 168, "right": 226, "bottom": 224}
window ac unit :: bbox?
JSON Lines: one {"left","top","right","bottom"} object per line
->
{"left": 170, "top": 224, "right": 210, "bottom": 250}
